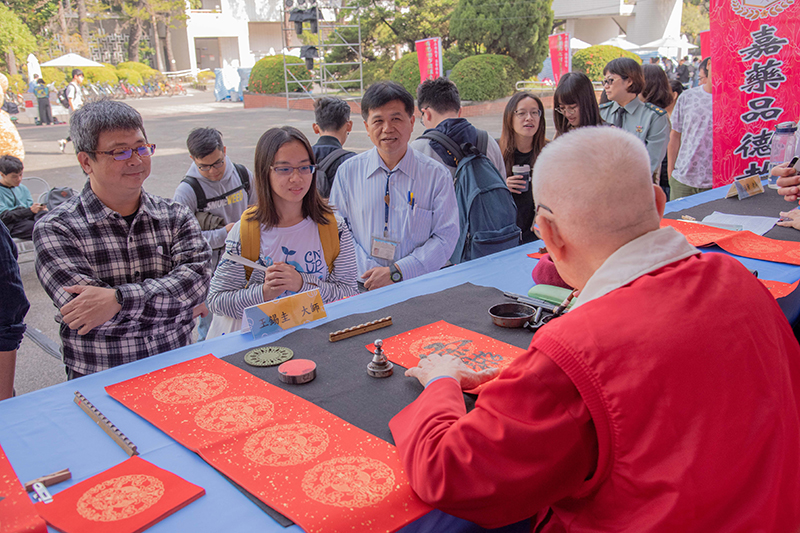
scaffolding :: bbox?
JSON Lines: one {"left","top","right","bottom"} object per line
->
{"left": 281, "top": 1, "right": 363, "bottom": 109}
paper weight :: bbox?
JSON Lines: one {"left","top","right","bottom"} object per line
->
{"left": 278, "top": 359, "right": 317, "bottom": 384}
{"left": 244, "top": 346, "right": 294, "bottom": 367}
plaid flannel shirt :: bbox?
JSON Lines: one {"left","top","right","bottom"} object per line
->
{"left": 34, "top": 182, "right": 212, "bottom": 375}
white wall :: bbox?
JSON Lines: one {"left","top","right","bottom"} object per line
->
{"left": 248, "top": 22, "right": 283, "bottom": 60}
{"left": 566, "top": 17, "right": 627, "bottom": 45}
{"left": 626, "top": 0, "right": 681, "bottom": 46}
{"left": 553, "top": 0, "right": 625, "bottom": 18}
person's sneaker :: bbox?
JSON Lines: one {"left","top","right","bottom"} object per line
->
{"left": 58, "top": 139, "right": 66, "bottom": 153}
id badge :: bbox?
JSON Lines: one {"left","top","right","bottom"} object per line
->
{"left": 370, "top": 235, "right": 398, "bottom": 261}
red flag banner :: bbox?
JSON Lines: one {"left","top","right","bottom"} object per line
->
{"left": 710, "top": 1, "right": 800, "bottom": 187}
{"left": 548, "top": 33, "right": 571, "bottom": 84}
{"left": 414, "top": 38, "right": 443, "bottom": 81}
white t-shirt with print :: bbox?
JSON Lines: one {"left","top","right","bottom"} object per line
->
{"left": 260, "top": 217, "right": 328, "bottom": 298}
{"left": 671, "top": 86, "right": 713, "bottom": 188}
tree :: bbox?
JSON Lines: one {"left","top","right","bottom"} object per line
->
{"left": 681, "top": 1, "right": 709, "bottom": 44}
{"left": 0, "top": 4, "right": 37, "bottom": 75}
{"left": 450, "top": 0, "right": 553, "bottom": 77}
{"left": 3, "top": 0, "right": 59, "bottom": 36}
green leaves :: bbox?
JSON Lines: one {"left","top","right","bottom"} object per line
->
{"left": 0, "top": 4, "right": 37, "bottom": 60}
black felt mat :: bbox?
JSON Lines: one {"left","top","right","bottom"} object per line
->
{"left": 665, "top": 187, "right": 800, "bottom": 242}
{"left": 222, "top": 283, "right": 535, "bottom": 445}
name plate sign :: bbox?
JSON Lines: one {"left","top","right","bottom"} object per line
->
{"left": 243, "top": 289, "right": 326, "bottom": 338}
{"left": 726, "top": 175, "right": 765, "bottom": 199}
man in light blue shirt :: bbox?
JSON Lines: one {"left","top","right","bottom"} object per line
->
{"left": 329, "top": 81, "right": 458, "bottom": 290}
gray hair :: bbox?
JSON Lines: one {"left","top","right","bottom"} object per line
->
{"left": 70, "top": 100, "right": 147, "bottom": 157}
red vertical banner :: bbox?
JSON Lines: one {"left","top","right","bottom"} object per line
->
{"left": 699, "top": 30, "right": 711, "bottom": 58}
{"left": 548, "top": 33, "right": 571, "bottom": 84}
{"left": 710, "top": 1, "right": 800, "bottom": 187}
{"left": 415, "top": 38, "right": 443, "bottom": 81}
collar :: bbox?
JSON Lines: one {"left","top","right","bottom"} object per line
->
{"left": 620, "top": 96, "right": 643, "bottom": 114}
{"left": 366, "top": 145, "right": 415, "bottom": 180}
{"left": 572, "top": 227, "right": 699, "bottom": 310}
{"left": 80, "top": 180, "right": 152, "bottom": 224}
{"left": 316, "top": 135, "right": 344, "bottom": 148}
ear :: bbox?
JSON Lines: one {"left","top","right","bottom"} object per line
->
{"left": 222, "top": 146, "right": 227, "bottom": 155}
{"left": 77, "top": 152, "right": 94, "bottom": 176}
{"left": 537, "top": 215, "right": 566, "bottom": 262}
{"left": 457, "top": 108, "right": 463, "bottom": 118}
{"left": 422, "top": 108, "right": 433, "bottom": 124}
{"left": 345, "top": 120, "right": 353, "bottom": 133}
{"left": 653, "top": 184, "right": 666, "bottom": 218}
{"left": 312, "top": 123, "right": 321, "bottom": 135}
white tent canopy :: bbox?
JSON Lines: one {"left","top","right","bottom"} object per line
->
{"left": 570, "top": 37, "right": 591, "bottom": 50}
{"left": 41, "top": 53, "right": 104, "bottom": 68}
{"left": 638, "top": 36, "right": 698, "bottom": 50}
{"left": 599, "top": 36, "right": 640, "bottom": 50}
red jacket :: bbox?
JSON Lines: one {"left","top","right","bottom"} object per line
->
{"left": 392, "top": 253, "right": 800, "bottom": 531}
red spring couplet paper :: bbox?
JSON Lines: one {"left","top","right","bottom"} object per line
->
{"left": 0, "top": 443, "right": 47, "bottom": 533}
{"left": 661, "top": 219, "right": 800, "bottom": 266}
{"left": 105, "top": 355, "right": 430, "bottom": 533}
{"left": 33, "top": 456, "right": 204, "bottom": 533}
{"left": 366, "top": 321, "right": 525, "bottom": 394}
{"left": 760, "top": 278, "right": 800, "bottom": 298}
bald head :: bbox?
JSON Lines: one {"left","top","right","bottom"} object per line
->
{"left": 533, "top": 127, "right": 662, "bottom": 251}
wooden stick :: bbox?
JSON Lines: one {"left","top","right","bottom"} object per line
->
{"left": 24, "top": 469, "right": 71, "bottom": 492}
{"left": 74, "top": 391, "right": 139, "bottom": 457}
{"left": 329, "top": 316, "right": 392, "bottom": 342}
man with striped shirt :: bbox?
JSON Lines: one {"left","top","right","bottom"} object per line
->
{"left": 329, "top": 81, "right": 459, "bottom": 290}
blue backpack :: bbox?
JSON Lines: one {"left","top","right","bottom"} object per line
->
{"left": 419, "top": 130, "right": 521, "bottom": 263}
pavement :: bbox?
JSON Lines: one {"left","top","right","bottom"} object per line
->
{"left": 12, "top": 88, "right": 557, "bottom": 396}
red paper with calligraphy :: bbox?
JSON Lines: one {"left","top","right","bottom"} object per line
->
{"left": 366, "top": 321, "right": 525, "bottom": 394}
{"left": 415, "top": 38, "right": 443, "bottom": 81}
{"left": 548, "top": 33, "right": 571, "bottom": 84}
{"left": 710, "top": 1, "right": 800, "bottom": 187}
{"left": 0, "top": 443, "right": 47, "bottom": 533}
{"left": 34, "top": 457, "right": 204, "bottom": 533}
{"left": 106, "top": 355, "right": 430, "bottom": 533}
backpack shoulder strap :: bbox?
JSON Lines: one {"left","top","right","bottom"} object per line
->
{"left": 233, "top": 163, "right": 251, "bottom": 194}
{"left": 475, "top": 129, "right": 489, "bottom": 155}
{"left": 418, "top": 130, "right": 465, "bottom": 163}
{"left": 318, "top": 212, "right": 340, "bottom": 273}
{"left": 240, "top": 205, "right": 260, "bottom": 281}
{"left": 317, "top": 149, "right": 351, "bottom": 176}
{"left": 181, "top": 176, "right": 208, "bottom": 211}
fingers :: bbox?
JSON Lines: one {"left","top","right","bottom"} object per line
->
{"left": 63, "top": 285, "right": 85, "bottom": 294}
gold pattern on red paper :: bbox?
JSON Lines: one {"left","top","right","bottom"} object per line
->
{"left": 194, "top": 395, "right": 274, "bottom": 433}
{"left": 243, "top": 423, "right": 330, "bottom": 466}
{"left": 76, "top": 474, "right": 165, "bottom": 522}
{"left": 302, "top": 456, "right": 395, "bottom": 508}
{"left": 152, "top": 371, "right": 227, "bottom": 404}
{"left": 731, "top": 0, "right": 796, "bottom": 21}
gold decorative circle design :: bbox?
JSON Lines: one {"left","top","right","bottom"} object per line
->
{"left": 194, "top": 395, "right": 274, "bottom": 433}
{"left": 302, "top": 456, "right": 395, "bottom": 508}
{"left": 152, "top": 371, "right": 227, "bottom": 404}
{"left": 243, "top": 423, "right": 329, "bottom": 466}
{"left": 244, "top": 346, "right": 294, "bottom": 367}
{"left": 76, "top": 474, "right": 164, "bottom": 522}
{"left": 407, "top": 334, "right": 471, "bottom": 361}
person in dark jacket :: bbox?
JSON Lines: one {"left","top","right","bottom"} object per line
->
{"left": 311, "top": 97, "right": 355, "bottom": 198}
{"left": 0, "top": 220, "right": 29, "bottom": 399}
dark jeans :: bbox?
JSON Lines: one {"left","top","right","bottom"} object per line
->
{"left": 37, "top": 98, "right": 52, "bottom": 124}
{"left": 65, "top": 367, "right": 86, "bottom": 380}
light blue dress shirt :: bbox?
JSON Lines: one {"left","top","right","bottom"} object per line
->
{"left": 329, "top": 146, "right": 459, "bottom": 280}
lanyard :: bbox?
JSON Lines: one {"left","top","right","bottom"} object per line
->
{"left": 384, "top": 169, "right": 396, "bottom": 237}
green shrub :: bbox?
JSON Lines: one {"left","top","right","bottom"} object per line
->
{"left": 116, "top": 68, "right": 143, "bottom": 86}
{"left": 83, "top": 67, "right": 119, "bottom": 85}
{"left": 248, "top": 55, "right": 311, "bottom": 94}
{"left": 6, "top": 74, "right": 26, "bottom": 95}
{"left": 116, "top": 61, "right": 162, "bottom": 82}
{"left": 450, "top": 54, "right": 521, "bottom": 102}
{"left": 197, "top": 70, "right": 216, "bottom": 83}
{"left": 443, "top": 46, "right": 472, "bottom": 73}
{"left": 389, "top": 52, "right": 420, "bottom": 95}
{"left": 40, "top": 67, "right": 69, "bottom": 88}
{"left": 572, "top": 45, "right": 641, "bottom": 81}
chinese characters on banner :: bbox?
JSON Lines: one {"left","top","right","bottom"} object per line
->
{"left": 710, "top": 1, "right": 800, "bottom": 187}
{"left": 548, "top": 33, "right": 571, "bottom": 84}
{"left": 415, "top": 38, "right": 443, "bottom": 81}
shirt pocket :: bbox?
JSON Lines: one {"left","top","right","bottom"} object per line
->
{"left": 407, "top": 206, "right": 434, "bottom": 243}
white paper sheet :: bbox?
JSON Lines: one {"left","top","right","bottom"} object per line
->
{"left": 702, "top": 211, "right": 779, "bottom": 236}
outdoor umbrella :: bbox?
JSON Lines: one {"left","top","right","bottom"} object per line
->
{"left": 569, "top": 37, "right": 592, "bottom": 50}
{"left": 41, "top": 53, "right": 104, "bottom": 68}
{"left": 27, "top": 54, "right": 42, "bottom": 83}
{"left": 599, "top": 36, "right": 640, "bottom": 50}
{"left": 638, "top": 36, "right": 698, "bottom": 50}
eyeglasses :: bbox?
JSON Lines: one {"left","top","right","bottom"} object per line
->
{"left": 419, "top": 107, "right": 429, "bottom": 120}
{"left": 197, "top": 157, "right": 225, "bottom": 172}
{"left": 602, "top": 76, "right": 626, "bottom": 87}
{"left": 271, "top": 165, "right": 315, "bottom": 177}
{"left": 555, "top": 104, "right": 579, "bottom": 116}
{"left": 535, "top": 203, "right": 553, "bottom": 217}
{"left": 88, "top": 144, "right": 156, "bottom": 161}
{"left": 514, "top": 110, "right": 541, "bottom": 119}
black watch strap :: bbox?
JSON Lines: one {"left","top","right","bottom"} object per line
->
{"left": 115, "top": 288, "right": 123, "bottom": 305}
{"left": 390, "top": 263, "right": 403, "bottom": 283}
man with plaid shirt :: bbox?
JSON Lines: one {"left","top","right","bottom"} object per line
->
{"left": 34, "top": 101, "right": 211, "bottom": 379}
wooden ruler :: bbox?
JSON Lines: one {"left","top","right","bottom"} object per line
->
{"left": 74, "top": 391, "right": 139, "bottom": 457}
{"left": 329, "top": 316, "right": 392, "bottom": 342}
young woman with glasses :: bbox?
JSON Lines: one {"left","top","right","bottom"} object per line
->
{"left": 499, "top": 92, "right": 548, "bottom": 243}
{"left": 553, "top": 72, "right": 605, "bottom": 137}
{"left": 206, "top": 126, "right": 358, "bottom": 337}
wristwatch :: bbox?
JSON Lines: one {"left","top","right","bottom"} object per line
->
{"left": 115, "top": 288, "right": 123, "bottom": 305}
{"left": 389, "top": 263, "right": 403, "bottom": 283}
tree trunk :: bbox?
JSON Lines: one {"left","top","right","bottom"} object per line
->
{"left": 58, "top": 0, "right": 70, "bottom": 52}
{"left": 164, "top": 16, "right": 175, "bottom": 72}
{"left": 150, "top": 17, "right": 165, "bottom": 71}
{"left": 5, "top": 50, "right": 18, "bottom": 76}
{"left": 77, "top": 0, "right": 90, "bottom": 47}
{"left": 128, "top": 17, "right": 142, "bottom": 62}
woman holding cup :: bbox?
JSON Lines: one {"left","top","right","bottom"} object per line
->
{"left": 500, "top": 92, "right": 547, "bottom": 243}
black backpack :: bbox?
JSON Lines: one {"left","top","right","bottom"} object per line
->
{"left": 418, "top": 130, "right": 521, "bottom": 263}
{"left": 57, "top": 85, "right": 71, "bottom": 108}
{"left": 316, "top": 148, "right": 352, "bottom": 198}
{"left": 181, "top": 163, "right": 251, "bottom": 212}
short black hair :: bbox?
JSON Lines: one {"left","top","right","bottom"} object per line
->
{"left": 0, "top": 155, "right": 23, "bottom": 175}
{"left": 187, "top": 127, "right": 224, "bottom": 159}
{"left": 416, "top": 77, "right": 460, "bottom": 114}
{"left": 71, "top": 69, "right": 83, "bottom": 79}
{"left": 669, "top": 79, "right": 685, "bottom": 97}
{"left": 603, "top": 57, "right": 644, "bottom": 94}
{"left": 699, "top": 57, "right": 710, "bottom": 77}
{"left": 314, "top": 97, "right": 351, "bottom": 132}
{"left": 360, "top": 81, "right": 414, "bottom": 121}
{"left": 37, "top": 78, "right": 45, "bottom": 85}
{"left": 70, "top": 100, "right": 147, "bottom": 157}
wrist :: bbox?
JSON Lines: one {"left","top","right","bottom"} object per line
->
{"left": 389, "top": 263, "right": 403, "bottom": 283}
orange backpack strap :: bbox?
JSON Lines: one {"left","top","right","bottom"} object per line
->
{"left": 318, "top": 212, "right": 340, "bottom": 273}
{"left": 240, "top": 206, "right": 260, "bottom": 281}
